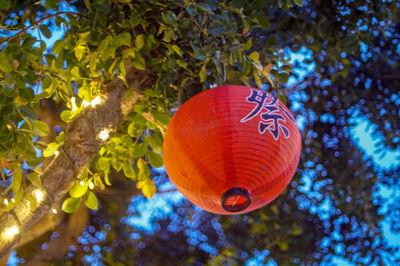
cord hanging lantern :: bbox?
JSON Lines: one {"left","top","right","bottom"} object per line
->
{"left": 163, "top": 85, "right": 301, "bottom": 215}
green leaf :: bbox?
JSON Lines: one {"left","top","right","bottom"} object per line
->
{"left": 242, "top": 38, "right": 252, "bottom": 50}
{"left": 152, "top": 111, "right": 171, "bottom": 126}
{"left": 134, "top": 143, "right": 147, "bottom": 158}
{"left": 256, "top": 15, "right": 270, "bottom": 29}
{"left": 291, "top": 226, "right": 302, "bottom": 236}
{"left": 148, "top": 152, "right": 163, "bottom": 168}
{"left": 137, "top": 162, "right": 150, "bottom": 181}
{"left": 278, "top": 72, "right": 289, "bottom": 84}
{"left": 74, "top": 45, "right": 86, "bottom": 61}
{"left": 162, "top": 11, "right": 177, "bottom": 24}
{"left": 208, "top": 21, "right": 226, "bottom": 35}
{"left": 248, "top": 51, "right": 260, "bottom": 63}
{"left": 12, "top": 167, "right": 23, "bottom": 194}
{"left": 19, "top": 105, "right": 38, "bottom": 119}
{"left": 197, "top": 2, "right": 215, "bottom": 12}
{"left": 69, "top": 181, "right": 88, "bottom": 198}
{"left": 123, "top": 164, "right": 137, "bottom": 179}
{"left": 39, "top": 25, "right": 52, "bottom": 39}
{"left": 142, "top": 180, "right": 156, "bottom": 199}
{"left": 278, "top": 241, "right": 289, "bottom": 251}
{"left": 0, "top": 53, "right": 13, "bottom": 72}
{"left": 172, "top": 45, "right": 182, "bottom": 57}
{"left": 294, "top": 0, "right": 303, "bottom": 6}
{"left": 62, "top": 197, "right": 81, "bottom": 213}
{"left": 27, "top": 172, "right": 42, "bottom": 187}
{"left": 43, "top": 142, "right": 59, "bottom": 157}
{"left": 32, "top": 120, "right": 49, "bottom": 137}
{"left": 60, "top": 110, "right": 72, "bottom": 123}
{"left": 192, "top": 46, "right": 207, "bottom": 60}
{"left": 18, "top": 87, "right": 34, "bottom": 103}
{"left": 116, "top": 32, "right": 131, "bottom": 47}
{"left": 44, "top": 0, "right": 58, "bottom": 10}
{"left": 84, "top": 0, "right": 91, "bottom": 12}
{"left": 71, "top": 66, "right": 80, "bottom": 78}
{"left": 199, "top": 63, "right": 206, "bottom": 82}
{"left": 42, "top": 76, "right": 52, "bottom": 90}
{"left": 135, "top": 34, "right": 144, "bottom": 49}
{"left": 132, "top": 114, "right": 147, "bottom": 125}
{"left": 278, "top": 94, "right": 287, "bottom": 105}
{"left": 56, "top": 131, "right": 65, "bottom": 143}
{"left": 391, "top": 0, "right": 398, "bottom": 21}
{"left": 93, "top": 174, "right": 105, "bottom": 190}
{"left": 2, "top": 83, "right": 14, "bottom": 96}
{"left": 97, "top": 157, "right": 111, "bottom": 171}
{"left": 111, "top": 157, "right": 122, "bottom": 171}
{"left": 52, "top": 37, "right": 68, "bottom": 54}
{"left": 131, "top": 55, "right": 146, "bottom": 70}
{"left": 0, "top": 0, "right": 10, "bottom": 10}
{"left": 84, "top": 191, "right": 99, "bottom": 210}
{"left": 104, "top": 171, "right": 111, "bottom": 185}
{"left": 145, "top": 134, "right": 163, "bottom": 153}
{"left": 127, "top": 122, "right": 137, "bottom": 137}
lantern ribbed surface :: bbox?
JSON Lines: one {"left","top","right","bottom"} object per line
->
{"left": 163, "top": 85, "right": 301, "bottom": 215}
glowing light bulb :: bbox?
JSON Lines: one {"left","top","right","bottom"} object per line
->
{"left": 3, "top": 199, "right": 9, "bottom": 206}
{"left": 51, "top": 208, "right": 57, "bottom": 214}
{"left": 71, "top": 97, "right": 77, "bottom": 112}
{"left": 3, "top": 225, "right": 19, "bottom": 239}
{"left": 90, "top": 96, "right": 102, "bottom": 107}
{"left": 80, "top": 181, "right": 85, "bottom": 186}
{"left": 10, "top": 198, "right": 15, "bottom": 203}
{"left": 98, "top": 129, "right": 110, "bottom": 141}
{"left": 34, "top": 189, "right": 45, "bottom": 203}
{"left": 88, "top": 181, "right": 94, "bottom": 190}
{"left": 54, "top": 150, "right": 59, "bottom": 156}
{"left": 82, "top": 100, "right": 90, "bottom": 108}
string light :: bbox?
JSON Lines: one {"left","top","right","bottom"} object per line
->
{"left": 79, "top": 181, "right": 85, "bottom": 186}
{"left": 51, "top": 208, "right": 57, "bottom": 214}
{"left": 10, "top": 198, "right": 15, "bottom": 203}
{"left": 90, "top": 96, "right": 102, "bottom": 107}
{"left": 3, "top": 199, "right": 9, "bottom": 206}
{"left": 34, "top": 189, "right": 45, "bottom": 203}
{"left": 54, "top": 150, "right": 59, "bottom": 156}
{"left": 88, "top": 181, "right": 94, "bottom": 190}
{"left": 98, "top": 129, "right": 110, "bottom": 141}
{"left": 71, "top": 97, "right": 77, "bottom": 112}
{"left": 82, "top": 100, "right": 90, "bottom": 108}
{"left": 3, "top": 225, "right": 19, "bottom": 239}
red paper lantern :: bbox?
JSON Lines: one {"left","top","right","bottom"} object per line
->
{"left": 163, "top": 85, "right": 301, "bottom": 215}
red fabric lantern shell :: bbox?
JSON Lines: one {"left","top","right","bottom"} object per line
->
{"left": 163, "top": 85, "right": 301, "bottom": 215}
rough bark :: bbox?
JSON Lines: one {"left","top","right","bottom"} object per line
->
{"left": 0, "top": 63, "right": 147, "bottom": 259}
{"left": 17, "top": 210, "right": 64, "bottom": 248}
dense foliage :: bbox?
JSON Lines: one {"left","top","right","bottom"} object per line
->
{"left": 0, "top": 0, "right": 399, "bottom": 264}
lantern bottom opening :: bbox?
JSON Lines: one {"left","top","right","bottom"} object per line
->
{"left": 221, "top": 187, "right": 251, "bottom": 213}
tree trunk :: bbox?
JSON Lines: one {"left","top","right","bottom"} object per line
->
{"left": 0, "top": 63, "right": 148, "bottom": 259}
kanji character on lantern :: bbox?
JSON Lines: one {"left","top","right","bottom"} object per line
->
{"left": 241, "top": 89, "right": 295, "bottom": 140}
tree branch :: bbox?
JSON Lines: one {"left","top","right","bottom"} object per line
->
{"left": 0, "top": 62, "right": 148, "bottom": 259}
{"left": 0, "top": 12, "right": 88, "bottom": 46}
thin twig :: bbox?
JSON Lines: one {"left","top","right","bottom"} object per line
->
{"left": 0, "top": 12, "right": 88, "bottom": 46}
